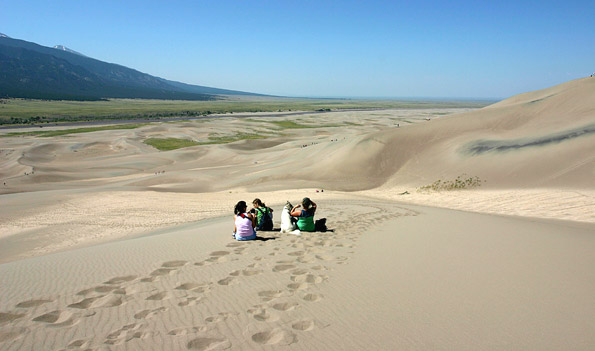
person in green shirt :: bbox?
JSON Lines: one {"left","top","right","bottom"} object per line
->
{"left": 290, "top": 197, "right": 317, "bottom": 232}
{"left": 251, "top": 198, "right": 274, "bottom": 231}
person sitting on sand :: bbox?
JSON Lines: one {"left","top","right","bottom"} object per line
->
{"left": 290, "top": 197, "right": 317, "bottom": 232}
{"left": 233, "top": 201, "right": 256, "bottom": 241}
{"left": 251, "top": 198, "right": 274, "bottom": 231}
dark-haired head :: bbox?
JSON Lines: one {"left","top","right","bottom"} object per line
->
{"left": 302, "top": 197, "right": 312, "bottom": 210}
{"left": 252, "top": 198, "right": 264, "bottom": 207}
{"left": 234, "top": 201, "right": 247, "bottom": 215}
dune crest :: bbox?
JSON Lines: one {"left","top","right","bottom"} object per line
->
{"left": 353, "top": 77, "right": 595, "bottom": 189}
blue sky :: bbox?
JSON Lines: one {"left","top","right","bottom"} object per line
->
{"left": 1, "top": 0, "right": 593, "bottom": 99}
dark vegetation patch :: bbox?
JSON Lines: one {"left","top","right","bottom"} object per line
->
{"left": 0, "top": 98, "right": 490, "bottom": 126}
{"left": 0, "top": 123, "right": 147, "bottom": 137}
{"left": 144, "top": 133, "right": 268, "bottom": 151}
{"left": 529, "top": 94, "right": 556, "bottom": 104}
{"left": 268, "top": 120, "right": 342, "bottom": 129}
{"left": 463, "top": 123, "right": 595, "bottom": 155}
{"left": 417, "top": 175, "right": 483, "bottom": 192}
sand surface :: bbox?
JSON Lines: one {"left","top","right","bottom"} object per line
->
{"left": 1, "top": 78, "right": 594, "bottom": 349}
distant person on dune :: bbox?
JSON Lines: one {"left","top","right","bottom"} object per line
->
{"left": 290, "top": 197, "right": 317, "bottom": 232}
{"left": 233, "top": 201, "right": 256, "bottom": 241}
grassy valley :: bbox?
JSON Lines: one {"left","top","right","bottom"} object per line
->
{"left": 0, "top": 97, "right": 491, "bottom": 125}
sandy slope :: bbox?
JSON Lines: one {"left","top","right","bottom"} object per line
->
{"left": 0, "top": 78, "right": 594, "bottom": 350}
{"left": 0, "top": 201, "right": 593, "bottom": 350}
{"left": 347, "top": 77, "right": 595, "bottom": 189}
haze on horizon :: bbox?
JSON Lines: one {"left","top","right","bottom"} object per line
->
{"left": 1, "top": 0, "right": 593, "bottom": 100}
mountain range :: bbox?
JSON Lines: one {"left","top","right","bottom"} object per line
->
{"left": 0, "top": 34, "right": 262, "bottom": 101}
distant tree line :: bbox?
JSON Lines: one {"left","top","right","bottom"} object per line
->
{"left": 0, "top": 110, "right": 220, "bottom": 125}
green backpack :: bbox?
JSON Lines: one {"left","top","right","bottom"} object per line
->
{"left": 256, "top": 207, "right": 273, "bottom": 231}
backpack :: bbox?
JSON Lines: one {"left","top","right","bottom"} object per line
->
{"left": 314, "top": 218, "right": 327, "bottom": 232}
{"left": 256, "top": 207, "right": 274, "bottom": 231}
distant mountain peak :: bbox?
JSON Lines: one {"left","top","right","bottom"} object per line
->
{"left": 0, "top": 34, "right": 262, "bottom": 100}
{"left": 53, "top": 45, "right": 86, "bottom": 57}
{"left": 0, "top": 33, "right": 9, "bottom": 38}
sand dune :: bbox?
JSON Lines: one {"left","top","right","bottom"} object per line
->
{"left": 345, "top": 77, "right": 595, "bottom": 189}
{"left": 1, "top": 201, "right": 593, "bottom": 350}
{"left": 0, "top": 79, "right": 594, "bottom": 350}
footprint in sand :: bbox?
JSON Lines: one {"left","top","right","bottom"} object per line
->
{"left": 291, "top": 274, "right": 325, "bottom": 284}
{"left": 15, "top": 299, "right": 53, "bottom": 308}
{"left": 311, "top": 265, "right": 329, "bottom": 271}
{"left": 186, "top": 336, "right": 231, "bottom": 350}
{"left": 0, "top": 327, "right": 29, "bottom": 343}
{"left": 290, "top": 268, "right": 309, "bottom": 276}
{"left": 251, "top": 328, "right": 297, "bottom": 346}
{"left": 105, "top": 323, "right": 150, "bottom": 345}
{"left": 162, "top": 260, "right": 188, "bottom": 268}
{"left": 150, "top": 268, "right": 176, "bottom": 276}
{"left": 302, "top": 293, "right": 323, "bottom": 302}
{"left": 32, "top": 310, "right": 77, "bottom": 327}
{"left": 134, "top": 307, "right": 167, "bottom": 320}
{"left": 209, "top": 251, "right": 230, "bottom": 258}
{"left": 77, "top": 285, "right": 123, "bottom": 295}
{"left": 297, "top": 257, "right": 316, "bottom": 264}
{"left": 68, "top": 297, "right": 98, "bottom": 309}
{"left": 314, "top": 254, "right": 334, "bottom": 261}
{"left": 67, "top": 339, "right": 90, "bottom": 349}
{"left": 291, "top": 319, "right": 316, "bottom": 331}
{"left": 146, "top": 291, "right": 170, "bottom": 301}
{"left": 230, "top": 268, "right": 262, "bottom": 277}
{"left": 272, "top": 264, "right": 296, "bottom": 273}
{"left": 168, "top": 326, "right": 206, "bottom": 336}
{"left": 272, "top": 301, "right": 299, "bottom": 312}
{"left": 217, "top": 277, "right": 236, "bottom": 286}
{"left": 311, "top": 240, "right": 329, "bottom": 247}
{"left": 178, "top": 296, "right": 203, "bottom": 307}
{"left": 196, "top": 255, "right": 228, "bottom": 266}
{"left": 175, "top": 282, "right": 211, "bottom": 293}
{"left": 225, "top": 242, "right": 243, "bottom": 248}
{"left": 68, "top": 294, "right": 124, "bottom": 309}
{"left": 104, "top": 275, "right": 137, "bottom": 285}
{"left": 287, "top": 282, "right": 309, "bottom": 291}
{"left": 247, "top": 306, "right": 280, "bottom": 322}
{"left": 287, "top": 251, "right": 306, "bottom": 256}
{"left": 276, "top": 259, "right": 294, "bottom": 264}
{"left": 233, "top": 247, "right": 247, "bottom": 255}
{"left": 205, "top": 312, "right": 232, "bottom": 324}
{"left": 257, "top": 289, "right": 288, "bottom": 302}
{"left": 241, "top": 268, "right": 262, "bottom": 276}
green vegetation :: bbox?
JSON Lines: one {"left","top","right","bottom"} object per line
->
{"left": 205, "top": 133, "right": 268, "bottom": 144}
{"left": 268, "top": 121, "right": 317, "bottom": 129}
{"left": 144, "top": 133, "right": 268, "bottom": 151}
{"left": 0, "top": 123, "right": 147, "bottom": 138}
{"left": 417, "top": 175, "right": 484, "bottom": 192}
{"left": 144, "top": 138, "right": 202, "bottom": 151}
{"left": 245, "top": 119, "right": 344, "bottom": 129}
{"left": 0, "top": 98, "right": 492, "bottom": 125}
